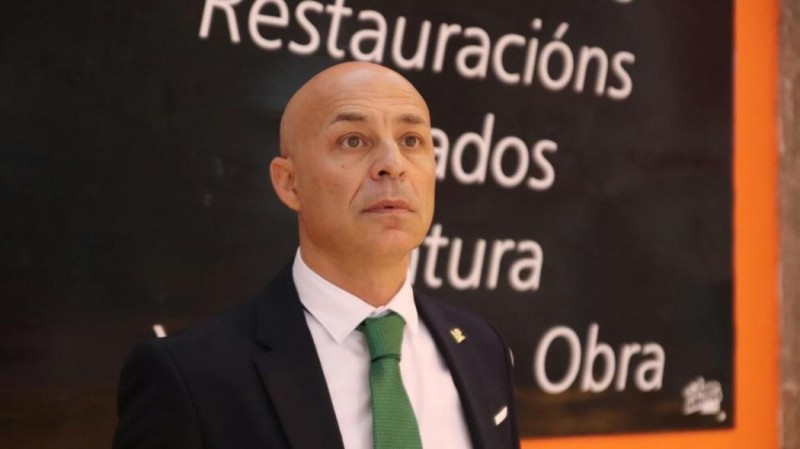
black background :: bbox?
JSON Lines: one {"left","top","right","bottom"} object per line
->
{"left": 1, "top": 0, "right": 731, "bottom": 445}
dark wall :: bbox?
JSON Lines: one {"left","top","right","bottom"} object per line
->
{"left": 1, "top": 0, "right": 732, "bottom": 446}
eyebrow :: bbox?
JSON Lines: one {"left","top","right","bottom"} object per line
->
{"left": 397, "top": 113, "right": 428, "bottom": 125}
{"left": 328, "top": 112, "right": 429, "bottom": 126}
{"left": 330, "top": 112, "right": 367, "bottom": 124}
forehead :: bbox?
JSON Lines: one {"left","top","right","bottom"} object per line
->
{"left": 315, "top": 75, "right": 430, "bottom": 127}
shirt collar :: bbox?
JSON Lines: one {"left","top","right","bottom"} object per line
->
{"left": 292, "top": 248, "right": 419, "bottom": 344}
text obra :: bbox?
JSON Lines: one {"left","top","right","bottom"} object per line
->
{"left": 534, "top": 323, "right": 665, "bottom": 393}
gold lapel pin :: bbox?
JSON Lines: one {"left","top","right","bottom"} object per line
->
{"left": 450, "top": 327, "right": 466, "bottom": 343}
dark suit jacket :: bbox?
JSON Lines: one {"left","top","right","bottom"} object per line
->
{"left": 113, "top": 266, "right": 520, "bottom": 449}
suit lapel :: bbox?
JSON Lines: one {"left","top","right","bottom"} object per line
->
{"left": 416, "top": 294, "right": 503, "bottom": 449}
{"left": 252, "top": 268, "right": 345, "bottom": 449}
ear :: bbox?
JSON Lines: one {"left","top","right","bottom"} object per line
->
{"left": 270, "top": 156, "right": 300, "bottom": 211}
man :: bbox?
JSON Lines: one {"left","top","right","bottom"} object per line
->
{"left": 114, "top": 62, "right": 519, "bottom": 449}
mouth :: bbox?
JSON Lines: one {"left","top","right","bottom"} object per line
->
{"left": 363, "top": 199, "right": 413, "bottom": 213}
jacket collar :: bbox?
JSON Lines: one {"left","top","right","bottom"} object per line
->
{"left": 251, "top": 266, "right": 502, "bottom": 449}
{"left": 252, "top": 265, "right": 345, "bottom": 449}
{"left": 416, "top": 292, "right": 504, "bottom": 449}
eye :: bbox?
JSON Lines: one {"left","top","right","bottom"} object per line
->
{"left": 342, "top": 135, "right": 365, "bottom": 149}
{"left": 402, "top": 135, "right": 421, "bottom": 147}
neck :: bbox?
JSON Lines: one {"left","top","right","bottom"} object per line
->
{"left": 299, "top": 245, "right": 410, "bottom": 307}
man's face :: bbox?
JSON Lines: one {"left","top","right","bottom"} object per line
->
{"left": 280, "top": 67, "right": 436, "bottom": 263}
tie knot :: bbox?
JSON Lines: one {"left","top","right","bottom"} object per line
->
{"left": 359, "top": 312, "right": 405, "bottom": 361}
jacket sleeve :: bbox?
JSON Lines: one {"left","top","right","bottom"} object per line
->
{"left": 113, "top": 341, "right": 203, "bottom": 449}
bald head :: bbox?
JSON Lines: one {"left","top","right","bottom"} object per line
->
{"left": 268, "top": 61, "right": 436, "bottom": 284}
{"left": 279, "top": 62, "right": 431, "bottom": 158}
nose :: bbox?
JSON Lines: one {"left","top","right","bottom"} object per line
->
{"left": 370, "top": 137, "right": 406, "bottom": 180}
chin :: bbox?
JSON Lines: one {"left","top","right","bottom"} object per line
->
{"left": 367, "top": 232, "right": 421, "bottom": 258}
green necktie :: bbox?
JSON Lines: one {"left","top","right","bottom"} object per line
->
{"left": 359, "top": 313, "right": 423, "bottom": 449}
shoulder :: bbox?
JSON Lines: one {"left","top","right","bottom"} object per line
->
{"left": 117, "top": 297, "right": 260, "bottom": 398}
{"left": 112, "top": 302, "right": 261, "bottom": 449}
{"left": 123, "top": 265, "right": 300, "bottom": 377}
{"left": 155, "top": 297, "right": 257, "bottom": 361}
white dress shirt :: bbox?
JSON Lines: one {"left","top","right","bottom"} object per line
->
{"left": 292, "top": 250, "right": 473, "bottom": 449}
